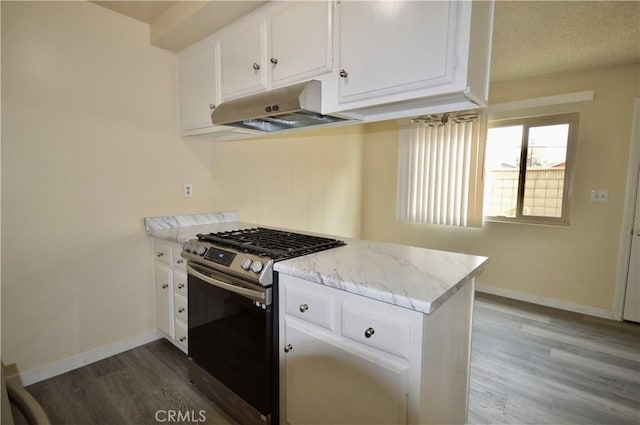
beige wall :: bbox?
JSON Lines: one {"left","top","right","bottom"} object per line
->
{"left": 207, "top": 126, "right": 363, "bottom": 236}
{"left": 361, "top": 64, "right": 640, "bottom": 314}
{"left": 1, "top": 1, "right": 362, "bottom": 375}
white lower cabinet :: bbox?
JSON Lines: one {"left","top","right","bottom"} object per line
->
{"left": 279, "top": 274, "right": 475, "bottom": 425}
{"left": 153, "top": 239, "right": 188, "bottom": 354}
{"left": 284, "top": 321, "right": 408, "bottom": 425}
{"left": 154, "top": 262, "right": 173, "bottom": 338}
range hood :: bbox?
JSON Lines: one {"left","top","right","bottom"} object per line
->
{"left": 211, "top": 80, "right": 349, "bottom": 133}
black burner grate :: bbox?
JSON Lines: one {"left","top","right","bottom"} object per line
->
{"left": 196, "top": 227, "right": 346, "bottom": 260}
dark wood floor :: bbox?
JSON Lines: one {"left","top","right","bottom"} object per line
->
{"left": 27, "top": 338, "right": 238, "bottom": 425}
{"left": 26, "top": 293, "right": 640, "bottom": 425}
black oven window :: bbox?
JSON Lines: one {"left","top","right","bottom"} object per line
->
{"left": 188, "top": 274, "right": 273, "bottom": 415}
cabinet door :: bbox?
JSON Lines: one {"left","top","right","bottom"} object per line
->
{"left": 221, "top": 23, "right": 268, "bottom": 100}
{"left": 154, "top": 263, "right": 173, "bottom": 338}
{"left": 337, "top": 1, "right": 456, "bottom": 103}
{"left": 179, "top": 43, "right": 217, "bottom": 132}
{"left": 283, "top": 321, "right": 407, "bottom": 425}
{"left": 175, "top": 320, "right": 188, "bottom": 354}
{"left": 153, "top": 240, "right": 172, "bottom": 266}
{"left": 270, "top": 1, "right": 332, "bottom": 87}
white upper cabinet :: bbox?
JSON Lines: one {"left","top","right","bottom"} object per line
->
{"left": 324, "top": 0, "right": 494, "bottom": 121}
{"left": 177, "top": 0, "right": 493, "bottom": 138}
{"left": 270, "top": 1, "right": 332, "bottom": 87}
{"left": 178, "top": 42, "right": 218, "bottom": 132}
{"left": 220, "top": 22, "right": 268, "bottom": 100}
{"left": 219, "top": 2, "right": 333, "bottom": 101}
{"left": 337, "top": 1, "right": 454, "bottom": 101}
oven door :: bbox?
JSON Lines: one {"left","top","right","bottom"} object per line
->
{"left": 186, "top": 262, "right": 274, "bottom": 419}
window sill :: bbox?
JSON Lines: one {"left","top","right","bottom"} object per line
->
{"left": 483, "top": 216, "right": 570, "bottom": 227}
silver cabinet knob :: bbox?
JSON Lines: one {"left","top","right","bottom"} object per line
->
{"left": 270, "top": 58, "right": 278, "bottom": 65}
{"left": 339, "top": 69, "right": 348, "bottom": 78}
{"left": 209, "top": 104, "right": 215, "bottom": 110}
{"left": 156, "top": 252, "right": 164, "bottom": 257}
{"left": 364, "top": 327, "right": 375, "bottom": 338}
{"left": 253, "top": 63, "right": 261, "bottom": 70}
{"left": 179, "top": 336, "right": 186, "bottom": 342}
{"left": 177, "top": 283, "right": 184, "bottom": 289}
{"left": 299, "top": 304, "right": 309, "bottom": 313}
{"left": 176, "top": 259, "right": 184, "bottom": 264}
{"left": 161, "top": 283, "right": 169, "bottom": 289}
{"left": 178, "top": 307, "right": 185, "bottom": 313}
{"left": 284, "top": 344, "right": 293, "bottom": 353}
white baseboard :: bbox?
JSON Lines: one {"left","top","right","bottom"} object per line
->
{"left": 13, "top": 330, "right": 163, "bottom": 386}
{"left": 475, "top": 283, "right": 613, "bottom": 320}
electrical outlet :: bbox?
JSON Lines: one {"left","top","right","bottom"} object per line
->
{"left": 184, "top": 183, "right": 193, "bottom": 197}
{"left": 590, "top": 190, "right": 608, "bottom": 203}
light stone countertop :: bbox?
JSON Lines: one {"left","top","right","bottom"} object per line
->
{"left": 145, "top": 213, "right": 488, "bottom": 315}
{"left": 274, "top": 238, "right": 487, "bottom": 314}
{"left": 146, "top": 221, "right": 257, "bottom": 245}
{"left": 144, "top": 211, "right": 240, "bottom": 232}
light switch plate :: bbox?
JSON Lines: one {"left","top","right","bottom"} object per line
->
{"left": 590, "top": 190, "right": 608, "bottom": 203}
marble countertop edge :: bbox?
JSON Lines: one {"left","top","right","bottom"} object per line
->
{"left": 144, "top": 211, "right": 239, "bottom": 231}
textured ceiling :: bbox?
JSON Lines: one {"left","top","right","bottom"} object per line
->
{"left": 491, "top": 1, "right": 640, "bottom": 83}
{"left": 94, "top": 0, "right": 640, "bottom": 83}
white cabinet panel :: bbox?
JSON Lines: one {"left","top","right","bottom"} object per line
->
{"left": 174, "top": 293, "right": 188, "bottom": 323}
{"left": 284, "top": 321, "right": 408, "bottom": 425}
{"left": 341, "top": 303, "right": 411, "bottom": 360}
{"left": 221, "top": 23, "right": 268, "bottom": 99}
{"left": 337, "top": 1, "right": 455, "bottom": 103}
{"left": 174, "top": 270, "right": 188, "bottom": 297}
{"left": 270, "top": 1, "right": 332, "bottom": 87}
{"left": 179, "top": 43, "right": 217, "bottom": 132}
{"left": 154, "top": 262, "right": 173, "bottom": 338}
{"left": 154, "top": 241, "right": 172, "bottom": 266}
{"left": 175, "top": 320, "right": 188, "bottom": 353}
{"left": 172, "top": 245, "right": 187, "bottom": 271}
{"left": 278, "top": 272, "right": 475, "bottom": 424}
{"left": 284, "top": 282, "right": 335, "bottom": 331}
{"left": 153, "top": 239, "right": 189, "bottom": 353}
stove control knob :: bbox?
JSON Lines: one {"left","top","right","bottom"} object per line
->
{"left": 250, "top": 261, "right": 264, "bottom": 274}
{"left": 196, "top": 246, "right": 206, "bottom": 256}
{"left": 182, "top": 242, "right": 190, "bottom": 251}
{"left": 241, "top": 258, "right": 253, "bottom": 270}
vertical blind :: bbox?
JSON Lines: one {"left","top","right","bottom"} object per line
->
{"left": 396, "top": 116, "right": 485, "bottom": 227}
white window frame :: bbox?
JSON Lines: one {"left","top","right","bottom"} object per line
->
{"left": 483, "top": 113, "right": 579, "bottom": 226}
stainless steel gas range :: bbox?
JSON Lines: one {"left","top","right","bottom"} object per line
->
{"left": 181, "top": 227, "right": 346, "bottom": 425}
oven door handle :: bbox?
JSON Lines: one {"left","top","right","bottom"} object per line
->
{"left": 186, "top": 264, "right": 270, "bottom": 304}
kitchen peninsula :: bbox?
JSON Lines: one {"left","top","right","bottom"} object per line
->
{"left": 146, "top": 213, "right": 488, "bottom": 424}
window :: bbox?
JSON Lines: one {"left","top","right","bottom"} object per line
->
{"left": 396, "top": 112, "right": 485, "bottom": 227}
{"left": 483, "top": 113, "right": 579, "bottom": 225}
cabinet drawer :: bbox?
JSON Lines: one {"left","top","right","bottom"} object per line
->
{"left": 175, "top": 293, "right": 188, "bottom": 322}
{"left": 154, "top": 241, "right": 172, "bottom": 266}
{"left": 175, "top": 320, "right": 188, "bottom": 353}
{"left": 172, "top": 246, "right": 187, "bottom": 271}
{"left": 174, "top": 270, "right": 188, "bottom": 297}
{"left": 285, "top": 285, "right": 334, "bottom": 331}
{"left": 341, "top": 304, "right": 411, "bottom": 360}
